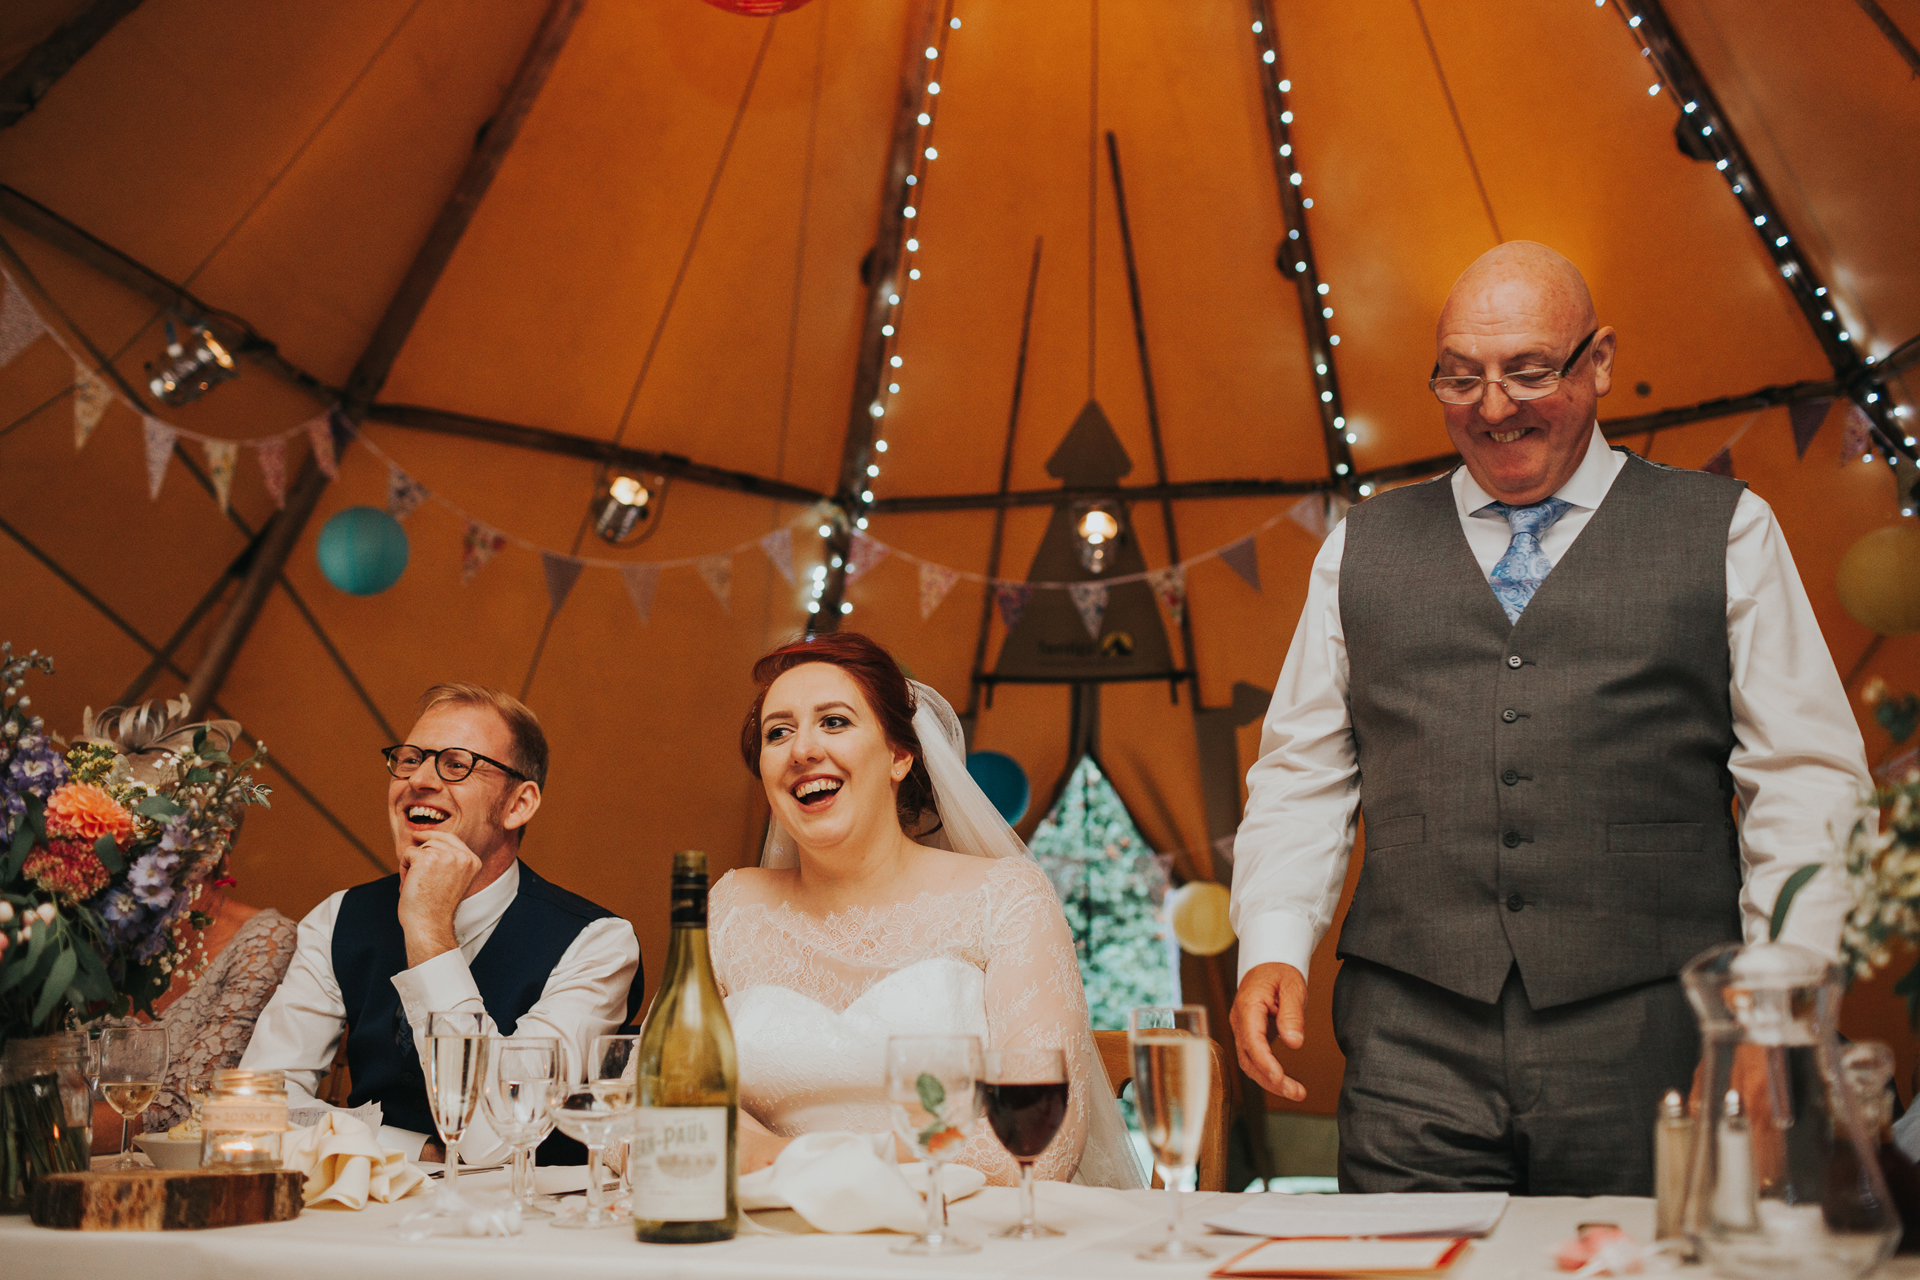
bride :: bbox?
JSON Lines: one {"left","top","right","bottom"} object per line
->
{"left": 708, "top": 631, "right": 1145, "bottom": 1189}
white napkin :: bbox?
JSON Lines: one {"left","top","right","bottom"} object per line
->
{"left": 281, "top": 1111, "right": 430, "bottom": 1209}
{"left": 736, "top": 1131, "right": 987, "bottom": 1234}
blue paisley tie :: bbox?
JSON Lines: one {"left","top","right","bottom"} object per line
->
{"left": 1486, "top": 498, "right": 1571, "bottom": 624}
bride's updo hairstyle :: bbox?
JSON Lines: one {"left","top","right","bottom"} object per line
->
{"left": 741, "top": 631, "right": 938, "bottom": 833}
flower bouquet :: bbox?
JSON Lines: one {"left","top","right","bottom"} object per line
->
{"left": 0, "top": 642, "right": 269, "bottom": 1206}
{"left": 1840, "top": 771, "right": 1920, "bottom": 1028}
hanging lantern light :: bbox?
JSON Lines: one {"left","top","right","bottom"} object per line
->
{"left": 590, "top": 472, "right": 666, "bottom": 545}
{"left": 701, "top": 0, "right": 815, "bottom": 15}
{"left": 146, "top": 320, "right": 237, "bottom": 406}
{"left": 1073, "top": 502, "right": 1125, "bottom": 575}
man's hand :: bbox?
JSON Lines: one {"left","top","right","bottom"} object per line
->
{"left": 397, "top": 831, "right": 482, "bottom": 968}
{"left": 1231, "top": 962, "right": 1309, "bottom": 1102}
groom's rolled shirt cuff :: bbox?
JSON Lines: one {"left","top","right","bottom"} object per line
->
{"left": 1236, "top": 910, "right": 1319, "bottom": 985}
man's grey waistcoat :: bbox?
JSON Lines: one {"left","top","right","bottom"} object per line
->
{"left": 1336, "top": 450, "right": 1746, "bottom": 1009}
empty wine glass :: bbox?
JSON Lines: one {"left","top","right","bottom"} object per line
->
{"left": 982, "top": 1047, "right": 1069, "bottom": 1239}
{"left": 550, "top": 1035, "right": 637, "bottom": 1230}
{"left": 591, "top": 1033, "right": 641, "bottom": 1215}
{"left": 398, "top": 1011, "right": 490, "bottom": 1239}
{"left": 886, "top": 1034, "right": 983, "bottom": 1257}
{"left": 98, "top": 1024, "right": 168, "bottom": 1169}
{"left": 1130, "top": 1005, "right": 1212, "bottom": 1262}
{"left": 485, "top": 1037, "right": 563, "bottom": 1218}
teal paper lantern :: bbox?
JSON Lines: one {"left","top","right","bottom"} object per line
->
{"left": 965, "top": 750, "right": 1030, "bottom": 825}
{"left": 316, "top": 506, "right": 409, "bottom": 596}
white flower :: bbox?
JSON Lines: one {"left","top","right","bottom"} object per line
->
{"left": 0, "top": 901, "right": 11, "bottom": 923}
{"left": 36, "top": 902, "right": 55, "bottom": 923}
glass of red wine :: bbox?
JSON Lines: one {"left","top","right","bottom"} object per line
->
{"left": 981, "top": 1047, "right": 1069, "bottom": 1240}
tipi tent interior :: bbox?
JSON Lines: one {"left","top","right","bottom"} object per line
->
{"left": 3, "top": 0, "right": 1917, "bottom": 1186}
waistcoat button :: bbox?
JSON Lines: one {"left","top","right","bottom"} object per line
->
{"left": 1503, "top": 830, "right": 1522, "bottom": 848}
{"left": 1502, "top": 708, "right": 1518, "bottom": 723}
{"left": 1507, "top": 655, "right": 1522, "bottom": 669}
{"left": 1506, "top": 893, "right": 1525, "bottom": 912}
{"left": 1502, "top": 768, "right": 1519, "bottom": 785}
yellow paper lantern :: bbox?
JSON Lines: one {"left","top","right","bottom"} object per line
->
{"left": 1837, "top": 524, "right": 1920, "bottom": 636}
{"left": 1168, "top": 881, "right": 1236, "bottom": 956}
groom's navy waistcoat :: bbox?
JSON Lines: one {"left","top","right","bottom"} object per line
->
{"left": 332, "top": 862, "right": 643, "bottom": 1164}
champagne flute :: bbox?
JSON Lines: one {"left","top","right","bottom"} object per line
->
{"left": 485, "top": 1037, "right": 563, "bottom": 1218}
{"left": 982, "top": 1047, "right": 1069, "bottom": 1239}
{"left": 1129, "top": 1005, "right": 1213, "bottom": 1262}
{"left": 399, "top": 1011, "right": 490, "bottom": 1238}
{"left": 886, "top": 1034, "right": 984, "bottom": 1257}
{"left": 591, "top": 1033, "right": 641, "bottom": 1215}
{"left": 98, "top": 1024, "right": 167, "bottom": 1169}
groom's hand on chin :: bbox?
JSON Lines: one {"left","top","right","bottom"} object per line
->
{"left": 398, "top": 833, "right": 480, "bottom": 967}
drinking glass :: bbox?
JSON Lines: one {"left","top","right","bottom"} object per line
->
{"left": 1130, "top": 1005, "right": 1212, "bottom": 1262}
{"left": 550, "top": 1034, "right": 638, "bottom": 1230}
{"left": 886, "top": 1034, "right": 984, "bottom": 1256}
{"left": 485, "top": 1038, "right": 563, "bottom": 1218}
{"left": 591, "top": 1033, "right": 641, "bottom": 1215}
{"left": 982, "top": 1047, "right": 1069, "bottom": 1239}
{"left": 98, "top": 1024, "right": 168, "bottom": 1169}
{"left": 398, "top": 1011, "right": 490, "bottom": 1238}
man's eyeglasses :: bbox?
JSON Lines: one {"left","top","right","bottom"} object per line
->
{"left": 1429, "top": 328, "right": 1599, "bottom": 406}
{"left": 382, "top": 744, "right": 529, "bottom": 784}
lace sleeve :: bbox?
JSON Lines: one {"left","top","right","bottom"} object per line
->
{"left": 152, "top": 910, "right": 298, "bottom": 1132}
{"left": 953, "top": 859, "right": 1093, "bottom": 1186}
{"left": 708, "top": 871, "right": 738, "bottom": 998}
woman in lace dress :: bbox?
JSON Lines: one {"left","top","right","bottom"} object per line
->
{"left": 709, "top": 632, "right": 1143, "bottom": 1188}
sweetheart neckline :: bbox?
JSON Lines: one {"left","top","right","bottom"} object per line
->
{"left": 725, "top": 955, "right": 983, "bottom": 1019}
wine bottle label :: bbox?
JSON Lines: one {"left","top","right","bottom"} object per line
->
{"left": 632, "top": 1105, "right": 729, "bottom": 1220}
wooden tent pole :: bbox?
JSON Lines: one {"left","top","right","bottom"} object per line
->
{"left": 184, "top": 0, "right": 586, "bottom": 713}
{"left": 0, "top": 0, "right": 146, "bottom": 131}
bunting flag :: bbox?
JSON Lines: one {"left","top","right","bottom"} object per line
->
{"left": 72, "top": 361, "right": 111, "bottom": 450}
{"left": 1327, "top": 493, "right": 1352, "bottom": 531}
{"left": 1702, "top": 447, "right": 1735, "bottom": 478}
{"left": 1287, "top": 493, "right": 1331, "bottom": 540}
{"left": 846, "top": 530, "right": 889, "bottom": 583}
{"left": 1220, "top": 536, "right": 1262, "bottom": 591}
{"left": 620, "top": 563, "right": 660, "bottom": 624}
{"left": 141, "top": 416, "right": 177, "bottom": 500}
{"left": 305, "top": 412, "right": 339, "bottom": 479}
{"left": 0, "top": 274, "right": 46, "bottom": 370}
{"left": 541, "top": 551, "right": 585, "bottom": 614}
{"left": 1147, "top": 565, "right": 1187, "bottom": 626}
{"left": 994, "top": 582, "right": 1033, "bottom": 630}
{"left": 1068, "top": 581, "right": 1110, "bottom": 639}
{"left": 759, "top": 527, "right": 795, "bottom": 584}
{"left": 386, "top": 464, "right": 429, "bottom": 520}
{"left": 1842, "top": 404, "right": 1873, "bottom": 461}
{"left": 1789, "top": 398, "right": 1832, "bottom": 460}
{"left": 257, "top": 436, "right": 288, "bottom": 507}
{"left": 918, "top": 561, "right": 959, "bottom": 619}
{"left": 697, "top": 553, "right": 733, "bottom": 612}
{"left": 203, "top": 439, "right": 238, "bottom": 512}
{"left": 461, "top": 521, "right": 506, "bottom": 584}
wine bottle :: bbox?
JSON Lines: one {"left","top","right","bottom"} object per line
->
{"left": 633, "top": 850, "right": 739, "bottom": 1243}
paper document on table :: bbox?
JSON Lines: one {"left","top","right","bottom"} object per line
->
{"left": 1203, "top": 1193, "right": 1508, "bottom": 1239}
{"left": 1212, "top": 1236, "right": 1470, "bottom": 1276}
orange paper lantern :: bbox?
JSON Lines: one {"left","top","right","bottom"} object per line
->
{"left": 1837, "top": 524, "right": 1920, "bottom": 636}
{"left": 702, "top": 0, "right": 814, "bottom": 14}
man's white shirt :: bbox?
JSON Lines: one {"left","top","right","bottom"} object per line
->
{"left": 1230, "top": 425, "right": 1871, "bottom": 983}
{"left": 239, "top": 861, "right": 640, "bottom": 1161}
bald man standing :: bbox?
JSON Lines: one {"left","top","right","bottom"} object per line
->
{"left": 1227, "top": 243, "right": 1869, "bottom": 1195}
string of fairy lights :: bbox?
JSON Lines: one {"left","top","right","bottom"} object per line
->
{"left": 808, "top": 7, "right": 963, "bottom": 617}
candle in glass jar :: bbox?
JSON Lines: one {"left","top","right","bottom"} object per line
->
{"left": 200, "top": 1069, "right": 289, "bottom": 1169}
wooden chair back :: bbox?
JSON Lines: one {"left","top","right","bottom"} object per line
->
{"left": 317, "top": 1056, "right": 353, "bottom": 1107}
{"left": 1092, "top": 1028, "right": 1229, "bottom": 1192}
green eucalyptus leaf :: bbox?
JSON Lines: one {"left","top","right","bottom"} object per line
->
{"left": 31, "top": 945, "right": 76, "bottom": 1026}
{"left": 93, "top": 833, "right": 124, "bottom": 874}
{"left": 134, "top": 795, "right": 183, "bottom": 819}
{"left": 915, "top": 1071, "right": 945, "bottom": 1115}
{"left": 2, "top": 822, "right": 34, "bottom": 881}
{"left": 1769, "top": 864, "right": 1823, "bottom": 942}
{"left": 184, "top": 768, "right": 217, "bottom": 784}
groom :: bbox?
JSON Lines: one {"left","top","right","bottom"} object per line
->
{"left": 242, "top": 682, "right": 643, "bottom": 1163}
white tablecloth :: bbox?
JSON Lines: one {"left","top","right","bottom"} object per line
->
{"left": 8, "top": 1167, "right": 1920, "bottom": 1279}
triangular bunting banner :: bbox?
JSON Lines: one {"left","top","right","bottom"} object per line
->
{"left": 1147, "top": 565, "right": 1187, "bottom": 626}
{"left": 1789, "top": 398, "right": 1832, "bottom": 460}
{"left": 995, "top": 582, "right": 1033, "bottom": 630}
{"left": 846, "top": 530, "right": 890, "bottom": 583}
{"left": 142, "top": 416, "right": 177, "bottom": 501}
{"left": 620, "top": 563, "right": 660, "bottom": 625}
{"left": 203, "top": 439, "right": 238, "bottom": 512}
{"left": 386, "top": 464, "right": 429, "bottom": 520}
{"left": 541, "top": 552, "right": 585, "bottom": 614}
{"left": 1068, "top": 581, "right": 1110, "bottom": 639}
{"left": 461, "top": 521, "right": 506, "bottom": 584}
{"left": 305, "top": 413, "right": 338, "bottom": 480}
{"left": 1287, "top": 493, "right": 1329, "bottom": 539}
{"left": 1842, "top": 404, "right": 1874, "bottom": 461}
{"left": 1702, "top": 447, "right": 1735, "bottom": 478}
{"left": 918, "top": 562, "right": 959, "bottom": 619}
{"left": 697, "top": 553, "right": 733, "bottom": 612}
{"left": 1220, "top": 536, "right": 1262, "bottom": 591}
{"left": 759, "top": 527, "right": 795, "bottom": 584}
{"left": 72, "top": 362, "right": 111, "bottom": 450}
{"left": 0, "top": 274, "right": 46, "bottom": 370}
{"left": 257, "top": 436, "right": 288, "bottom": 507}
{"left": 1327, "top": 493, "right": 1351, "bottom": 531}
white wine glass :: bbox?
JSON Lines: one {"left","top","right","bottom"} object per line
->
{"left": 98, "top": 1024, "right": 167, "bottom": 1169}
{"left": 550, "top": 1080, "right": 631, "bottom": 1229}
{"left": 590, "top": 1033, "right": 641, "bottom": 1216}
{"left": 1129, "top": 1005, "right": 1212, "bottom": 1262}
{"left": 982, "top": 1047, "right": 1069, "bottom": 1239}
{"left": 484, "top": 1037, "right": 563, "bottom": 1218}
{"left": 886, "top": 1034, "right": 983, "bottom": 1257}
{"left": 398, "top": 1011, "right": 490, "bottom": 1239}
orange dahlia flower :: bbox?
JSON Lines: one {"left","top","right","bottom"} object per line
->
{"left": 44, "top": 782, "right": 135, "bottom": 848}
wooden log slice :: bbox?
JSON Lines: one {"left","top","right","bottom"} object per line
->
{"left": 28, "top": 1168, "right": 304, "bottom": 1230}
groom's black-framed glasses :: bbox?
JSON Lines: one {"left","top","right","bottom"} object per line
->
{"left": 382, "top": 744, "right": 530, "bottom": 785}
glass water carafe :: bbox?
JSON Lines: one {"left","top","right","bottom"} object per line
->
{"left": 1681, "top": 941, "right": 1899, "bottom": 1278}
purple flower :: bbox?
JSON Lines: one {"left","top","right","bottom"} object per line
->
{"left": 128, "top": 852, "right": 175, "bottom": 909}
{"left": 158, "top": 815, "right": 192, "bottom": 854}
{"left": 133, "top": 926, "right": 170, "bottom": 963}
{"left": 101, "top": 887, "right": 140, "bottom": 925}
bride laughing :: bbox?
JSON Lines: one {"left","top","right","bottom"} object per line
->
{"left": 709, "top": 631, "right": 1144, "bottom": 1189}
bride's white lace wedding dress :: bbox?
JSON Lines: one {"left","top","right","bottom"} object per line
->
{"left": 709, "top": 856, "right": 1109, "bottom": 1187}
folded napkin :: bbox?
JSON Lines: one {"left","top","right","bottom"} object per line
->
{"left": 282, "top": 1111, "right": 430, "bottom": 1209}
{"left": 737, "top": 1131, "right": 987, "bottom": 1234}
